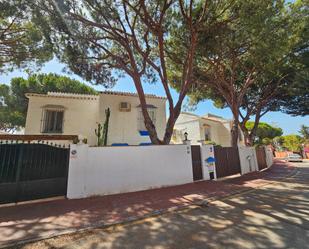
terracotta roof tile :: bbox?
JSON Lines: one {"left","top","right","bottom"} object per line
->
{"left": 100, "top": 90, "right": 166, "bottom": 100}
{"left": 25, "top": 92, "right": 99, "bottom": 100}
{"left": 26, "top": 91, "right": 166, "bottom": 100}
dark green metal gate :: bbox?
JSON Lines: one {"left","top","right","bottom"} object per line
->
{"left": 0, "top": 143, "right": 70, "bottom": 204}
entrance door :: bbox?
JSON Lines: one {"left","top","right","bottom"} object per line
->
{"left": 191, "top": 145, "right": 203, "bottom": 181}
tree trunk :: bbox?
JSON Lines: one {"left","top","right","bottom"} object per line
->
{"left": 163, "top": 102, "right": 183, "bottom": 144}
{"left": 231, "top": 118, "right": 239, "bottom": 148}
{"left": 240, "top": 123, "right": 254, "bottom": 146}
{"left": 132, "top": 76, "right": 163, "bottom": 145}
{"left": 230, "top": 103, "right": 240, "bottom": 148}
{"left": 239, "top": 108, "right": 263, "bottom": 147}
{"left": 245, "top": 134, "right": 254, "bottom": 147}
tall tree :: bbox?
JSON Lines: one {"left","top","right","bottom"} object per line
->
{"left": 170, "top": 0, "right": 305, "bottom": 147}
{"left": 29, "top": 0, "right": 229, "bottom": 144}
{"left": 245, "top": 121, "right": 283, "bottom": 145}
{"left": 0, "top": 73, "right": 96, "bottom": 131}
{"left": 0, "top": 0, "right": 52, "bottom": 72}
{"left": 277, "top": 0, "right": 309, "bottom": 117}
{"left": 282, "top": 135, "right": 303, "bottom": 152}
{"left": 299, "top": 125, "right": 309, "bottom": 140}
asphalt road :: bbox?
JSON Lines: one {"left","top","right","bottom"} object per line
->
{"left": 11, "top": 161, "right": 309, "bottom": 249}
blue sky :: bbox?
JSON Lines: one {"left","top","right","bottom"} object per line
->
{"left": 1, "top": 58, "right": 308, "bottom": 135}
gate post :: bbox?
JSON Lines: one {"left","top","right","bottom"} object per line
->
{"left": 200, "top": 145, "right": 217, "bottom": 180}
{"left": 67, "top": 144, "right": 89, "bottom": 199}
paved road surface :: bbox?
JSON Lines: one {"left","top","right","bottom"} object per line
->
{"left": 10, "top": 162, "right": 309, "bottom": 249}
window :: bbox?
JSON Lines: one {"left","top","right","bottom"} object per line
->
{"left": 204, "top": 125, "right": 211, "bottom": 141}
{"left": 138, "top": 108, "right": 156, "bottom": 131}
{"left": 42, "top": 110, "right": 64, "bottom": 133}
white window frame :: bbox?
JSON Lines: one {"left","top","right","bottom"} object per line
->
{"left": 41, "top": 106, "right": 65, "bottom": 134}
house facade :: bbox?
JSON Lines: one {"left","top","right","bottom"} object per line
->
{"left": 172, "top": 112, "right": 244, "bottom": 147}
{"left": 25, "top": 91, "right": 166, "bottom": 146}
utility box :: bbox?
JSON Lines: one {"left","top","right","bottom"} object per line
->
{"left": 206, "top": 157, "right": 216, "bottom": 180}
{"left": 200, "top": 145, "right": 217, "bottom": 180}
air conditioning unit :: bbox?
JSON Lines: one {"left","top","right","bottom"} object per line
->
{"left": 119, "top": 102, "right": 131, "bottom": 112}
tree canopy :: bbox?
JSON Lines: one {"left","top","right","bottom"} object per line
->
{"left": 0, "top": 0, "right": 53, "bottom": 72}
{"left": 245, "top": 121, "right": 283, "bottom": 145}
{"left": 276, "top": 0, "right": 309, "bottom": 117}
{"left": 27, "top": 0, "right": 234, "bottom": 144}
{"left": 281, "top": 135, "right": 303, "bottom": 152}
{"left": 0, "top": 73, "right": 96, "bottom": 131}
{"left": 169, "top": 0, "right": 307, "bottom": 146}
{"left": 299, "top": 125, "right": 309, "bottom": 147}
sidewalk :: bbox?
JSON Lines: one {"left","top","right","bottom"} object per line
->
{"left": 0, "top": 160, "right": 296, "bottom": 248}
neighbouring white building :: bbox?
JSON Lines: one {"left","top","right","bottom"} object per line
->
{"left": 172, "top": 112, "right": 244, "bottom": 147}
{"left": 25, "top": 91, "right": 166, "bottom": 146}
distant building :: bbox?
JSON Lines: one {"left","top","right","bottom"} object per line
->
{"left": 172, "top": 112, "right": 244, "bottom": 147}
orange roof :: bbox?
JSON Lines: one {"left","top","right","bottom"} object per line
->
{"left": 26, "top": 91, "right": 166, "bottom": 100}
{"left": 100, "top": 90, "right": 166, "bottom": 100}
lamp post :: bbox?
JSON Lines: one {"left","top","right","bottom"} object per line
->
{"left": 184, "top": 132, "right": 188, "bottom": 141}
{"left": 183, "top": 132, "right": 190, "bottom": 145}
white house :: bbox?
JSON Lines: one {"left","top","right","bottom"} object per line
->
{"left": 25, "top": 91, "right": 166, "bottom": 146}
{"left": 172, "top": 112, "right": 244, "bottom": 147}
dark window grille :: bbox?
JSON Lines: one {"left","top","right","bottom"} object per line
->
{"left": 42, "top": 110, "right": 64, "bottom": 133}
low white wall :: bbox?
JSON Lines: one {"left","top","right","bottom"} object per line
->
{"left": 67, "top": 144, "right": 193, "bottom": 199}
{"left": 200, "top": 145, "right": 217, "bottom": 180}
{"left": 265, "top": 146, "right": 274, "bottom": 168}
{"left": 238, "top": 146, "right": 259, "bottom": 175}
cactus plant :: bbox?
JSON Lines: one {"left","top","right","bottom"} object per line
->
{"left": 95, "top": 108, "right": 111, "bottom": 146}
{"left": 102, "top": 108, "right": 110, "bottom": 146}
{"left": 95, "top": 123, "right": 104, "bottom": 146}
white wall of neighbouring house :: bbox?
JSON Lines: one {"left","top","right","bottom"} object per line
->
{"left": 99, "top": 93, "right": 166, "bottom": 145}
{"left": 174, "top": 113, "right": 233, "bottom": 146}
{"left": 25, "top": 94, "right": 100, "bottom": 145}
{"left": 67, "top": 144, "right": 193, "bottom": 199}
{"left": 199, "top": 119, "right": 231, "bottom": 147}
{"left": 238, "top": 146, "right": 259, "bottom": 175}
{"left": 174, "top": 119, "right": 202, "bottom": 145}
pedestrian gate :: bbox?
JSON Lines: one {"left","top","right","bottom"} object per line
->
{"left": 191, "top": 145, "right": 203, "bottom": 181}
{"left": 0, "top": 143, "right": 70, "bottom": 204}
{"left": 214, "top": 146, "right": 241, "bottom": 178}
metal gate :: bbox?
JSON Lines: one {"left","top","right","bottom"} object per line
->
{"left": 214, "top": 146, "right": 241, "bottom": 178}
{"left": 0, "top": 143, "right": 70, "bottom": 204}
{"left": 191, "top": 145, "right": 203, "bottom": 181}
{"left": 256, "top": 147, "right": 267, "bottom": 170}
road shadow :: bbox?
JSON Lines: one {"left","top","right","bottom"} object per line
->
{"left": 9, "top": 164, "right": 309, "bottom": 249}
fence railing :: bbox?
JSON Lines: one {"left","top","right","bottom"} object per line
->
{"left": 0, "top": 134, "right": 78, "bottom": 148}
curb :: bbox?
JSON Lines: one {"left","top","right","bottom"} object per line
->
{"left": 1, "top": 163, "right": 298, "bottom": 249}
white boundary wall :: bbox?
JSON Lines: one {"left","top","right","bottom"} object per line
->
{"left": 238, "top": 146, "right": 259, "bottom": 175}
{"left": 67, "top": 144, "right": 193, "bottom": 199}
